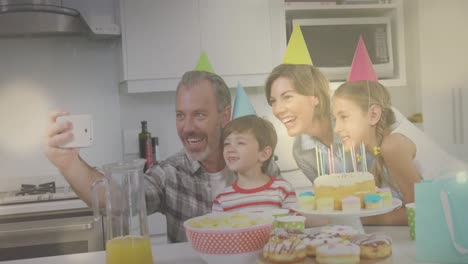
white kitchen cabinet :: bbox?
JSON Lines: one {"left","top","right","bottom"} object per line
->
{"left": 119, "top": 0, "right": 286, "bottom": 93}
{"left": 120, "top": 0, "right": 201, "bottom": 90}
{"left": 417, "top": 0, "right": 468, "bottom": 163}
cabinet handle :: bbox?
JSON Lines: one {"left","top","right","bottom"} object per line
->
{"left": 0, "top": 221, "right": 94, "bottom": 235}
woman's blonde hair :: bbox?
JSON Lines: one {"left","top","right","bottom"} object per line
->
{"left": 265, "top": 64, "right": 331, "bottom": 120}
{"left": 333, "top": 81, "right": 397, "bottom": 190}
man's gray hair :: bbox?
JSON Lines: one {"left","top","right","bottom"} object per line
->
{"left": 176, "top": 71, "right": 231, "bottom": 113}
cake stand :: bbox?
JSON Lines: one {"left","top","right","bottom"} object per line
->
{"left": 292, "top": 198, "right": 402, "bottom": 234}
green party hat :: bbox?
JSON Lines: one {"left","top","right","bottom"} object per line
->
{"left": 194, "top": 51, "right": 215, "bottom": 73}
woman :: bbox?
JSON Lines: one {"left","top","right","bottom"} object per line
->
{"left": 265, "top": 64, "right": 354, "bottom": 181}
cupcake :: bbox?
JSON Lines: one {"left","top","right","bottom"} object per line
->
{"left": 275, "top": 216, "right": 306, "bottom": 231}
{"left": 341, "top": 196, "right": 361, "bottom": 212}
{"left": 316, "top": 197, "right": 334, "bottom": 212}
{"left": 377, "top": 188, "right": 393, "bottom": 207}
{"left": 298, "top": 191, "right": 315, "bottom": 211}
{"left": 364, "top": 194, "right": 383, "bottom": 210}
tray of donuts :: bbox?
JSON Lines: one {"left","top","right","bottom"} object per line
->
{"left": 257, "top": 225, "right": 392, "bottom": 264}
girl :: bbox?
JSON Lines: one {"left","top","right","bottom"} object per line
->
{"left": 332, "top": 80, "right": 467, "bottom": 225}
{"left": 265, "top": 64, "right": 363, "bottom": 181}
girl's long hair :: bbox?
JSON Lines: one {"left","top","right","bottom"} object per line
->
{"left": 333, "top": 81, "right": 397, "bottom": 190}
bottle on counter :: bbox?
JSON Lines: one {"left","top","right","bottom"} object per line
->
{"left": 139, "top": 121, "right": 153, "bottom": 171}
{"left": 152, "top": 137, "right": 161, "bottom": 163}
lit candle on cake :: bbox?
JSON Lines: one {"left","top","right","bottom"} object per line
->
{"left": 342, "top": 143, "right": 346, "bottom": 173}
{"left": 315, "top": 147, "right": 320, "bottom": 177}
{"left": 350, "top": 142, "right": 357, "bottom": 172}
{"left": 330, "top": 144, "right": 335, "bottom": 174}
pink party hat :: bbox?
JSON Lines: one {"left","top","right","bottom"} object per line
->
{"left": 347, "top": 36, "right": 378, "bottom": 82}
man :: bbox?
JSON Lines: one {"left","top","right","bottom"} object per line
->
{"left": 45, "top": 70, "right": 280, "bottom": 243}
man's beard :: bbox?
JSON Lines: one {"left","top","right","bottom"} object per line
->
{"left": 184, "top": 120, "right": 223, "bottom": 162}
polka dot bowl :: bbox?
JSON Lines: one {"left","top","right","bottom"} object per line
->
{"left": 184, "top": 212, "right": 274, "bottom": 263}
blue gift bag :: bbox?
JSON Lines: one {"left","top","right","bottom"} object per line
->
{"left": 415, "top": 173, "right": 468, "bottom": 263}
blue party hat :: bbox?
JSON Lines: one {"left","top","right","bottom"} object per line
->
{"left": 232, "top": 81, "right": 256, "bottom": 119}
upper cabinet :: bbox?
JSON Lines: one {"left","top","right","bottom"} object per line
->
{"left": 119, "top": 0, "right": 286, "bottom": 93}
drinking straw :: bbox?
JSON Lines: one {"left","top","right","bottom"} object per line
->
{"left": 318, "top": 147, "right": 324, "bottom": 176}
{"left": 330, "top": 144, "right": 335, "bottom": 174}
{"left": 327, "top": 148, "right": 332, "bottom": 174}
{"left": 342, "top": 143, "right": 346, "bottom": 173}
{"left": 351, "top": 143, "right": 357, "bottom": 172}
{"left": 361, "top": 142, "right": 368, "bottom": 172}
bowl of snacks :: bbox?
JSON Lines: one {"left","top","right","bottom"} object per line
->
{"left": 184, "top": 212, "right": 274, "bottom": 264}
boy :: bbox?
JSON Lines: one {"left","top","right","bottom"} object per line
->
{"left": 212, "top": 115, "right": 297, "bottom": 212}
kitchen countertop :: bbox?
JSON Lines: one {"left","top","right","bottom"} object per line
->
{"left": 0, "top": 199, "right": 88, "bottom": 217}
{"left": 1, "top": 226, "right": 430, "bottom": 264}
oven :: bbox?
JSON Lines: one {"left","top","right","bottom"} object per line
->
{"left": 0, "top": 208, "right": 105, "bottom": 261}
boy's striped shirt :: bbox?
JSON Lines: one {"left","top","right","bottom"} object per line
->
{"left": 212, "top": 177, "right": 297, "bottom": 213}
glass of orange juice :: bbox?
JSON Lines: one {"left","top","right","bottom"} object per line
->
{"left": 91, "top": 159, "right": 154, "bottom": 264}
{"left": 106, "top": 236, "right": 153, "bottom": 264}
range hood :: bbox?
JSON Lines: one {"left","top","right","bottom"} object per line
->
{"left": 0, "top": 0, "right": 120, "bottom": 37}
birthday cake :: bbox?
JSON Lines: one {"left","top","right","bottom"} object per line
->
{"left": 313, "top": 172, "right": 376, "bottom": 210}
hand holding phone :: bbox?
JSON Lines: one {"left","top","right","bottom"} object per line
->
{"left": 56, "top": 114, "right": 94, "bottom": 148}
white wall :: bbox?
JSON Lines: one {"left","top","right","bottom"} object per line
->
{"left": 415, "top": 0, "right": 468, "bottom": 161}
{"left": 378, "top": 1, "right": 420, "bottom": 119}
{"left": 119, "top": 91, "right": 181, "bottom": 160}
{"left": 0, "top": 37, "right": 122, "bottom": 190}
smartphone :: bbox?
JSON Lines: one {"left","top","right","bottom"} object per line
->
{"left": 56, "top": 114, "right": 94, "bottom": 148}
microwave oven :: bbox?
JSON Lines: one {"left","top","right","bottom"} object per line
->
{"left": 291, "top": 17, "right": 394, "bottom": 81}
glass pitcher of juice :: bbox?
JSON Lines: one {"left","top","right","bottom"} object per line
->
{"left": 92, "top": 159, "right": 153, "bottom": 264}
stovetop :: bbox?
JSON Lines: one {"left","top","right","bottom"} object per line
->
{"left": 0, "top": 182, "right": 79, "bottom": 206}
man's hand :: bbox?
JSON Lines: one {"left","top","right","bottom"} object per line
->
{"left": 45, "top": 111, "right": 80, "bottom": 174}
{"left": 44, "top": 111, "right": 105, "bottom": 206}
